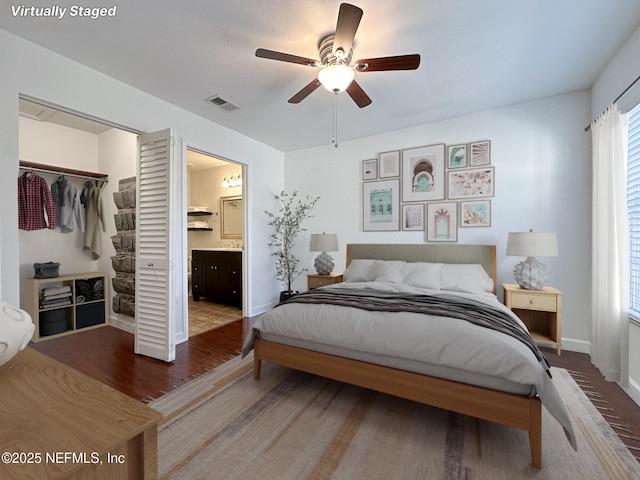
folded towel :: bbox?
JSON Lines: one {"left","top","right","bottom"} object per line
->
{"left": 41, "top": 292, "right": 72, "bottom": 301}
{"left": 40, "top": 298, "right": 72, "bottom": 308}
{"left": 42, "top": 286, "right": 71, "bottom": 297}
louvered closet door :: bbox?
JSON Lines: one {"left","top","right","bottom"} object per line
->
{"left": 135, "top": 129, "right": 178, "bottom": 361}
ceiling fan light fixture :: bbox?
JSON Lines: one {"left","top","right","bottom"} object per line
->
{"left": 318, "top": 64, "right": 355, "bottom": 93}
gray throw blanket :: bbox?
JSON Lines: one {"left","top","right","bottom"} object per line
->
{"left": 282, "top": 288, "right": 552, "bottom": 378}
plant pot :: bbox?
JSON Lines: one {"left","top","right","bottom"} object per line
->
{"left": 279, "top": 291, "right": 299, "bottom": 303}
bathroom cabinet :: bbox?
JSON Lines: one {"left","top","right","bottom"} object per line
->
{"left": 192, "top": 250, "right": 242, "bottom": 307}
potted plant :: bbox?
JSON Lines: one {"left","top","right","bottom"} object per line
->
{"left": 265, "top": 190, "right": 319, "bottom": 302}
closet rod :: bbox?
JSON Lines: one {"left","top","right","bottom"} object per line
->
{"left": 19, "top": 160, "right": 109, "bottom": 183}
{"left": 584, "top": 73, "right": 640, "bottom": 132}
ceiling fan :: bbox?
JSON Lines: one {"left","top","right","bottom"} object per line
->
{"left": 255, "top": 3, "right": 420, "bottom": 108}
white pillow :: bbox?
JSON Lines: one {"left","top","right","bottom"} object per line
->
{"left": 441, "top": 264, "right": 494, "bottom": 294}
{"left": 344, "top": 259, "right": 377, "bottom": 282}
{"left": 403, "top": 262, "right": 443, "bottom": 290}
{"left": 374, "top": 261, "right": 406, "bottom": 283}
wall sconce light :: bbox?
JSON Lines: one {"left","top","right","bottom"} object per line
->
{"left": 222, "top": 174, "right": 242, "bottom": 188}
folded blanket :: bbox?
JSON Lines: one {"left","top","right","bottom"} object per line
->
{"left": 42, "top": 285, "right": 71, "bottom": 297}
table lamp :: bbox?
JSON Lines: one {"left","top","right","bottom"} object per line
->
{"left": 310, "top": 233, "right": 339, "bottom": 275}
{"left": 506, "top": 229, "right": 558, "bottom": 290}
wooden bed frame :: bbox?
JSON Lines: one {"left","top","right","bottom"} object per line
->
{"left": 253, "top": 244, "right": 543, "bottom": 468}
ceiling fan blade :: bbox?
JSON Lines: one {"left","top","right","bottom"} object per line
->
{"left": 333, "top": 3, "right": 363, "bottom": 56}
{"left": 256, "top": 48, "right": 319, "bottom": 67}
{"left": 288, "top": 78, "right": 322, "bottom": 104}
{"left": 354, "top": 54, "right": 421, "bottom": 72}
{"left": 346, "top": 80, "right": 372, "bottom": 108}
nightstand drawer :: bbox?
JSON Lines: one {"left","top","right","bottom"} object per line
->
{"left": 510, "top": 292, "right": 557, "bottom": 312}
{"left": 309, "top": 276, "right": 339, "bottom": 289}
{"left": 307, "top": 273, "right": 343, "bottom": 290}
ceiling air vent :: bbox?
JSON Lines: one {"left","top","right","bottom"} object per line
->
{"left": 205, "top": 95, "right": 239, "bottom": 112}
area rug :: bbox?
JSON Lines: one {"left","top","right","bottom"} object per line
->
{"left": 150, "top": 354, "right": 640, "bottom": 479}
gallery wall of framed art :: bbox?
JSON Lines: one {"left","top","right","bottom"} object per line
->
{"left": 361, "top": 139, "right": 493, "bottom": 241}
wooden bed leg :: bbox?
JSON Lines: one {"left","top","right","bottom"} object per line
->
{"left": 254, "top": 356, "right": 262, "bottom": 380}
{"left": 529, "top": 398, "right": 542, "bottom": 469}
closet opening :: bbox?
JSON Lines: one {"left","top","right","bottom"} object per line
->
{"left": 186, "top": 149, "right": 245, "bottom": 337}
{"left": 18, "top": 96, "right": 246, "bottom": 355}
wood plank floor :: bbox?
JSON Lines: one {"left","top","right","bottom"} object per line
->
{"left": 29, "top": 319, "right": 252, "bottom": 402}
{"left": 29, "top": 322, "right": 640, "bottom": 462}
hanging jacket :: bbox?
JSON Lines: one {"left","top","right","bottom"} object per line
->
{"left": 83, "top": 184, "right": 106, "bottom": 259}
{"left": 18, "top": 172, "right": 56, "bottom": 230}
{"left": 51, "top": 176, "right": 85, "bottom": 233}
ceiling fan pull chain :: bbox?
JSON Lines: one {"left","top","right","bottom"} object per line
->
{"left": 333, "top": 92, "right": 339, "bottom": 148}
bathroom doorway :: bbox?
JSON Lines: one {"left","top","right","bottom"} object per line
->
{"left": 186, "top": 149, "right": 245, "bottom": 336}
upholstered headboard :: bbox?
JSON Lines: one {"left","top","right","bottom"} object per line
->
{"left": 346, "top": 244, "right": 497, "bottom": 293}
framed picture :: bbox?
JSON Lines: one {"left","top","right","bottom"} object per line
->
{"left": 402, "top": 203, "right": 425, "bottom": 231}
{"left": 426, "top": 202, "right": 458, "bottom": 242}
{"left": 460, "top": 200, "right": 492, "bottom": 227}
{"left": 379, "top": 150, "right": 400, "bottom": 178}
{"left": 401, "top": 144, "right": 445, "bottom": 202}
{"left": 470, "top": 140, "right": 491, "bottom": 166}
{"left": 447, "top": 167, "right": 495, "bottom": 199}
{"left": 363, "top": 179, "right": 400, "bottom": 231}
{"left": 447, "top": 144, "right": 467, "bottom": 169}
{"left": 362, "top": 158, "right": 378, "bottom": 180}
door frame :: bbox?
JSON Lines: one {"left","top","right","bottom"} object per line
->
{"left": 184, "top": 144, "right": 248, "bottom": 321}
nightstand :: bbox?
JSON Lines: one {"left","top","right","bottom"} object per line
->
{"left": 503, "top": 283, "right": 563, "bottom": 355}
{"left": 307, "top": 272, "right": 343, "bottom": 290}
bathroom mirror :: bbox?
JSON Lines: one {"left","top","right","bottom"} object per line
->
{"left": 220, "top": 195, "right": 243, "bottom": 239}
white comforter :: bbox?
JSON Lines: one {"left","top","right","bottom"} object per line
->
{"left": 242, "top": 282, "right": 576, "bottom": 449}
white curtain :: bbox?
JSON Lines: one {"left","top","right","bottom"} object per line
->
{"left": 591, "top": 104, "right": 629, "bottom": 385}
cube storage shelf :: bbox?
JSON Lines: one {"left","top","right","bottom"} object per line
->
{"left": 24, "top": 272, "right": 109, "bottom": 342}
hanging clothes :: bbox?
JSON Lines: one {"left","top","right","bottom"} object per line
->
{"left": 82, "top": 182, "right": 106, "bottom": 259}
{"left": 80, "top": 180, "right": 94, "bottom": 210}
{"left": 51, "top": 176, "right": 85, "bottom": 233}
{"left": 18, "top": 172, "right": 56, "bottom": 231}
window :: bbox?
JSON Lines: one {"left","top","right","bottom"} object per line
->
{"left": 627, "top": 103, "right": 640, "bottom": 318}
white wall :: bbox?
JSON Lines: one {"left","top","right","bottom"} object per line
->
{"left": 0, "top": 29, "right": 284, "bottom": 316}
{"left": 591, "top": 25, "right": 640, "bottom": 119}
{"left": 285, "top": 91, "right": 592, "bottom": 348}
{"left": 188, "top": 163, "right": 243, "bottom": 251}
{"left": 18, "top": 117, "right": 100, "bottom": 290}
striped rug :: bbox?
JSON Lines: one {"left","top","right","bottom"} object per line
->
{"left": 151, "top": 353, "right": 640, "bottom": 479}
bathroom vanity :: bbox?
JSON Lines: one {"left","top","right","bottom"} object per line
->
{"left": 191, "top": 249, "right": 242, "bottom": 307}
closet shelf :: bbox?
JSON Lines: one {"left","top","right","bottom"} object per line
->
{"left": 20, "top": 160, "right": 109, "bottom": 183}
{"left": 188, "top": 227, "right": 213, "bottom": 231}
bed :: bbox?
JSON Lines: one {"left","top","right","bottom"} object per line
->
{"left": 242, "top": 244, "right": 576, "bottom": 468}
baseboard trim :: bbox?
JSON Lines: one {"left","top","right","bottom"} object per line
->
{"left": 623, "top": 377, "right": 640, "bottom": 408}
{"left": 560, "top": 337, "right": 591, "bottom": 355}
{"left": 109, "top": 314, "right": 134, "bottom": 334}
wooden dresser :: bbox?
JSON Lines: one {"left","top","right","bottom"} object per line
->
{"left": 0, "top": 348, "right": 162, "bottom": 479}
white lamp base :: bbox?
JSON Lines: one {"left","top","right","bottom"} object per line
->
{"left": 513, "top": 257, "right": 549, "bottom": 290}
{"left": 314, "top": 251, "right": 334, "bottom": 275}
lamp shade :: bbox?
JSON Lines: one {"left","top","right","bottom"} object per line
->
{"left": 310, "top": 233, "right": 338, "bottom": 252}
{"left": 318, "top": 64, "right": 355, "bottom": 93}
{"left": 506, "top": 231, "right": 558, "bottom": 257}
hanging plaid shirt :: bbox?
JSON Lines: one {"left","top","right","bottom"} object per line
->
{"left": 18, "top": 172, "right": 56, "bottom": 230}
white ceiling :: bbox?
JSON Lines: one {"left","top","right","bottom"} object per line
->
{"left": 3, "top": 1, "right": 640, "bottom": 152}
